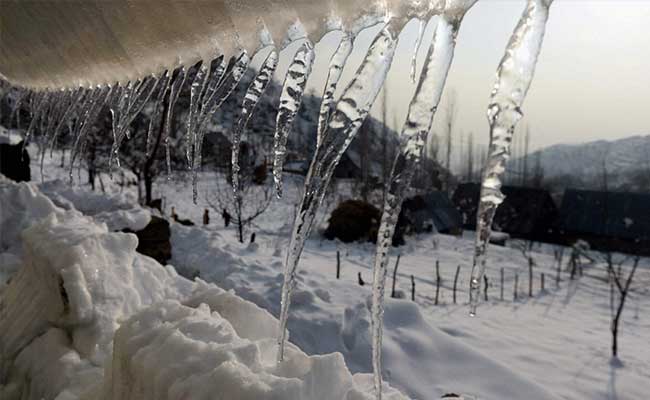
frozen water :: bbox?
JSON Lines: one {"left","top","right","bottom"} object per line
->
{"left": 164, "top": 67, "right": 187, "bottom": 177}
{"left": 273, "top": 41, "right": 315, "bottom": 198}
{"left": 231, "top": 49, "right": 278, "bottom": 200}
{"left": 317, "top": 34, "right": 353, "bottom": 147}
{"left": 470, "top": 0, "right": 554, "bottom": 316}
{"left": 370, "top": 5, "right": 477, "bottom": 397}
{"left": 278, "top": 23, "right": 397, "bottom": 363}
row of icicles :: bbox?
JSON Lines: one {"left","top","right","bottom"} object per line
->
{"left": 1, "top": 1, "right": 554, "bottom": 398}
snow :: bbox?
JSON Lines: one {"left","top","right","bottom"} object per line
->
{"left": 0, "top": 125, "right": 23, "bottom": 145}
{"left": 0, "top": 172, "right": 408, "bottom": 400}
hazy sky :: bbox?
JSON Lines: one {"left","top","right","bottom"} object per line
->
{"left": 295, "top": 0, "right": 650, "bottom": 151}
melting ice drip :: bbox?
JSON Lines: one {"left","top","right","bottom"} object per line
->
{"left": 0, "top": 1, "right": 554, "bottom": 398}
{"left": 469, "top": 0, "right": 554, "bottom": 317}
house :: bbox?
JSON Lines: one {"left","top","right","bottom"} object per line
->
{"left": 557, "top": 189, "right": 650, "bottom": 255}
{"left": 452, "top": 183, "right": 559, "bottom": 242}
{"left": 401, "top": 191, "right": 463, "bottom": 235}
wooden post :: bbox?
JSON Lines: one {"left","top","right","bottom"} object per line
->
{"left": 556, "top": 258, "right": 561, "bottom": 288}
{"left": 336, "top": 250, "right": 341, "bottom": 279}
{"left": 528, "top": 259, "right": 533, "bottom": 297}
{"left": 483, "top": 275, "right": 488, "bottom": 301}
{"left": 541, "top": 272, "right": 545, "bottom": 292}
{"left": 514, "top": 272, "right": 519, "bottom": 301}
{"left": 411, "top": 275, "right": 415, "bottom": 301}
{"left": 435, "top": 260, "right": 441, "bottom": 305}
{"left": 453, "top": 265, "right": 460, "bottom": 304}
{"left": 391, "top": 254, "right": 401, "bottom": 298}
{"left": 500, "top": 267, "right": 504, "bottom": 301}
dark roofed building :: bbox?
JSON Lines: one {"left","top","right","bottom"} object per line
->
{"left": 452, "top": 183, "right": 559, "bottom": 242}
{"left": 401, "top": 191, "right": 463, "bottom": 235}
{"left": 558, "top": 189, "right": 650, "bottom": 255}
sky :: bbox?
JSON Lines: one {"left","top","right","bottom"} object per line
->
{"left": 294, "top": 0, "right": 650, "bottom": 151}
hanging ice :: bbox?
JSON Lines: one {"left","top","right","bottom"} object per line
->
{"left": 146, "top": 72, "right": 171, "bottom": 157}
{"left": 108, "top": 76, "right": 159, "bottom": 171}
{"left": 231, "top": 49, "right": 278, "bottom": 199}
{"left": 470, "top": 0, "right": 554, "bottom": 316}
{"left": 191, "top": 53, "right": 250, "bottom": 202}
{"left": 69, "top": 86, "right": 113, "bottom": 180}
{"left": 277, "top": 23, "right": 397, "bottom": 363}
{"left": 164, "top": 67, "right": 187, "bottom": 177}
{"left": 316, "top": 34, "right": 353, "bottom": 147}
{"left": 273, "top": 42, "right": 315, "bottom": 198}
{"left": 410, "top": 20, "right": 425, "bottom": 83}
{"left": 186, "top": 62, "right": 211, "bottom": 168}
{"left": 369, "top": 3, "right": 477, "bottom": 398}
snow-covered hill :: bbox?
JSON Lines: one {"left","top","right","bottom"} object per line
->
{"left": 512, "top": 134, "right": 650, "bottom": 188}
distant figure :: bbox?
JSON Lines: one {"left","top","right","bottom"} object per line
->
{"left": 250, "top": 232, "right": 256, "bottom": 244}
{"left": 358, "top": 272, "right": 365, "bottom": 286}
{"left": 222, "top": 208, "right": 231, "bottom": 227}
{"left": 203, "top": 209, "right": 210, "bottom": 226}
{"left": 171, "top": 206, "right": 178, "bottom": 221}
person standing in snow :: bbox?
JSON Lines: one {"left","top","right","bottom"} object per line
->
{"left": 203, "top": 209, "right": 210, "bottom": 226}
{"left": 222, "top": 208, "right": 231, "bottom": 227}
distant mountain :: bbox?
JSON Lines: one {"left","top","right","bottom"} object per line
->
{"left": 510, "top": 135, "right": 650, "bottom": 191}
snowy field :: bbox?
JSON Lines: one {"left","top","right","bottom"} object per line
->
{"left": 1, "top": 147, "right": 649, "bottom": 400}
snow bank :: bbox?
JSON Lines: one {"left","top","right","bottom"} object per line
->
{"left": 1, "top": 179, "right": 404, "bottom": 399}
{"left": 100, "top": 282, "right": 405, "bottom": 400}
{"left": 38, "top": 179, "right": 150, "bottom": 231}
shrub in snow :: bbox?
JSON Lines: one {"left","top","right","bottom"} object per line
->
{"left": 325, "top": 200, "right": 405, "bottom": 245}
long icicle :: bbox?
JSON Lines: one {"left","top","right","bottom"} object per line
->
{"left": 164, "top": 67, "right": 187, "bottom": 178}
{"left": 273, "top": 41, "right": 315, "bottom": 198}
{"left": 470, "top": 0, "right": 554, "bottom": 316}
{"left": 316, "top": 34, "right": 353, "bottom": 147}
{"left": 277, "top": 23, "right": 397, "bottom": 363}
{"left": 146, "top": 71, "right": 171, "bottom": 157}
{"left": 109, "top": 76, "right": 159, "bottom": 171}
{"left": 231, "top": 49, "right": 278, "bottom": 201}
{"left": 186, "top": 62, "right": 211, "bottom": 169}
{"left": 69, "top": 86, "right": 113, "bottom": 182}
{"left": 191, "top": 52, "right": 250, "bottom": 202}
{"left": 369, "top": 5, "right": 477, "bottom": 398}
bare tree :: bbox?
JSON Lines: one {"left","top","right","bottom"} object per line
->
{"left": 443, "top": 90, "right": 457, "bottom": 191}
{"left": 604, "top": 253, "right": 640, "bottom": 359}
{"left": 206, "top": 146, "right": 272, "bottom": 243}
{"left": 465, "top": 131, "right": 474, "bottom": 182}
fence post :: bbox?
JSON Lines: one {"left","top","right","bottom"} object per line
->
{"left": 556, "top": 258, "right": 561, "bottom": 288}
{"left": 453, "top": 265, "right": 460, "bottom": 304}
{"left": 391, "top": 254, "right": 401, "bottom": 298}
{"left": 500, "top": 267, "right": 504, "bottom": 301}
{"left": 336, "top": 250, "right": 341, "bottom": 279}
{"left": 483, "top": 275, "right": 488, "bottom": 301}
{"left": 411, "top": 275, "right": 415, "bottom": 302}
{"left": 514, "top": 272, "right": 519, "bottom": 301}
{"left": 435, "top": 260, "right": 441, "bottom": 305}
{"left": 541, "top": 272, "right": 545, "bottom": 292}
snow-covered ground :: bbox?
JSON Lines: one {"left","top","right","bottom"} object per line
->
{"left": 2, "top": 147, "right": 649, "bottom": 399}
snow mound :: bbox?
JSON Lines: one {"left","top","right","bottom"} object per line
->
{"left": 38, "top": 179, "right": 150, "bottom": 231}
{"left": 1, "top": 179, "right": 405, "bottom": 399}
{"left": 101, "top": 283, "right": 406, "bottom": 400}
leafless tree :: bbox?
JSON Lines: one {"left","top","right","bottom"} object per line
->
{"left": 206, "top": 152, "right": 272, "bottom": 243}
{"left": 604, "top": 253, "right": 640, "bottom": 359}
{"left": 442, "top": 90, "right": 457, "bottom": 191}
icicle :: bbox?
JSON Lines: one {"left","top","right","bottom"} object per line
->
{"left": 10, "top": 89, "right": 28, "bottom": 129}
{"left": 470, "top": 0, "right": 554, "bottom": 316}
{"left": 273, "top": 41, "right": 315, "bottom": 198}
{"left": 39, "top": 90, "right": 70, "bottom": 179}
{"left": 146, "top": 72, "right": 171, "bottom": 157}
{"left": 277, "top": 24, "right": 397, "bottom": 363}
{"left": 186, "top": 62, "right": 211, "bottom": 169}
{"left": 109, "top": 76, "right": 159, "bottom": 172}
{"left": 231, "top": 49, "right": 278, "bottom": 201}
{"left": 369, "top": 7, "right": 476, "bottom": 397}
{"left": 191, "top": 53, "right": 250, "bottom": 202}
{"left": 164, "top": 67, "right": 188, "bottom": 178}
{"left": 410, "top": 19, "right": 425, "bottom": 83}
{"left": 24, "top": 91, "right": 51, "bottom": 146}
{"left": 316, "top": 34, "right": 353, "bottom": 147}
{"left": 69, "top": 86, "right": 112, "bottom": 182}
